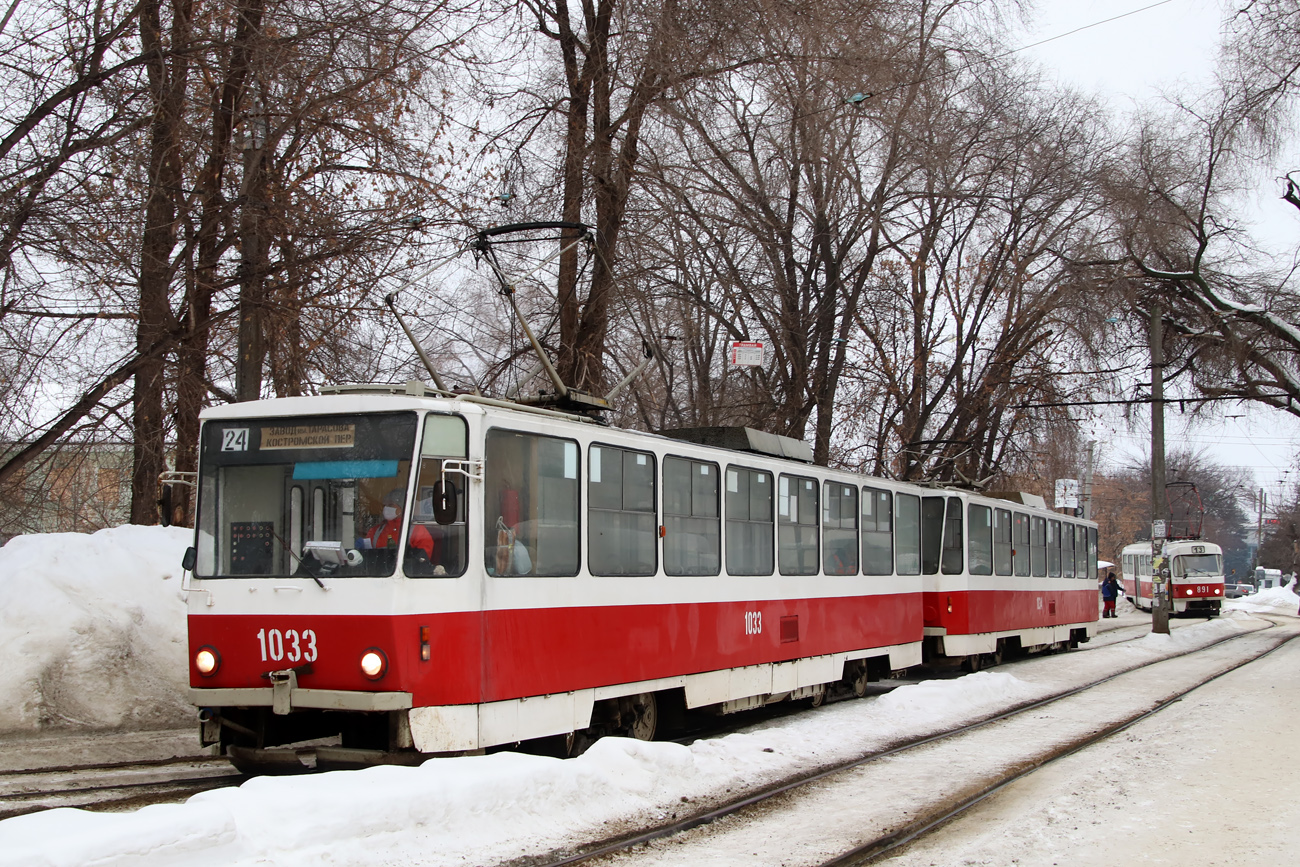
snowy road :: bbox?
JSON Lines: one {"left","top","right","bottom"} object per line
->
{"left": 573, "top": 617, "right": 1298, "bottom": 867}
{"left": 881, "top": 624, "right": 1300, "bottom": 867}
{"left": 0, "top": 573, "right": 1295, "bottom": 866}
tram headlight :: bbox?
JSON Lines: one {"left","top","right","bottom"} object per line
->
{"left": 1214, "top": 588, "right": 1221, "bottom": 595}
{"left": 1186, "top": 588, "right": 1194, "bottom": 596}
{"left": 360, "top": 648, "right": 388, "bottom": 680}
{"left": 195, "top": 646, "right": 220, "bottom": 677}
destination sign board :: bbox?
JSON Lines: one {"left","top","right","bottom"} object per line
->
{"left": 262, "top": 423, "right": 356, "bottom": 450}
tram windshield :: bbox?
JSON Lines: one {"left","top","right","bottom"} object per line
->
{"left": 195, "top": 412, "right": 425, "bottom": 578}
{"left": 1172, "top": 553, "right": 1223, "bottom": 578}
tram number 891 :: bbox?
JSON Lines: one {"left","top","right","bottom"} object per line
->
{"left": 256, "top": 627, "right": 319, "bottom": 663}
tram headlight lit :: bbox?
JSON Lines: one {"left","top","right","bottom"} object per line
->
{"left": 1214, "top": 588, "right": 1221, "bottom": 595}
{"left": 360, "top": 648, "right": 388, "bottom": 680}
{"left": 195, "top": 646, "right": 220, "bottom": 677}
{"left": 1186, "top": 589, "right": 1194, "bottom": 596}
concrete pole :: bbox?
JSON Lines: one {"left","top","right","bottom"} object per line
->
{"left": 1082, "top": 440, "right": 1097, "bottom": 520}
{"left": 1150, "top": 303, "right": 1170, "bottom": 635}
{"left": 1255, "top": 488, "right": 1265, "bottom": 569}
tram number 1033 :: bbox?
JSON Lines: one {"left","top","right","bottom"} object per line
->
{"left": 256, "top": 628, "right": 319, "bottom": 663}
{"left": 744, "top": 611, "right": 763, "bottom": 635}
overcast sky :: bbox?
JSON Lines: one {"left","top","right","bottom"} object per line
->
{"left": 1023, "top": 0, "right": 1223, "bottom": 101}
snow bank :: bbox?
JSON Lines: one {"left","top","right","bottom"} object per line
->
{"left": 0, "top": 526, "right": 193, "bottom": 732}
{"left": 0, "top": 738, "right": 701, "bottom": 867}
{"left": 0, "top": 673, "right": 1044, "bottom": 867}
{"left": 1224, "top": 581, "right": 1300, "bottom": 617}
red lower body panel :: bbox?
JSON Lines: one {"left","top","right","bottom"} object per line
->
{"left": 189, "top": 593, "right": 922, "bottom": 707}
{"left": 923, "top": 588, "right": 1097, "bottom": 635}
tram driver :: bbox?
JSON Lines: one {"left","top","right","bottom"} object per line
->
{"left": 366, "top": 488, "right": 439, "bottom": 569}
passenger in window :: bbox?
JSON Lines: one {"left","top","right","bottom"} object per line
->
{"left": 367, "top": 488, "right": 438, "bottom": 564}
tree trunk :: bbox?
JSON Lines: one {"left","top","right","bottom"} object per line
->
{"left": 173, "top": 0, "right": 265, "bottom": 527}
{"left": 132, "top": 0, "right": 192, "bottom": 525}
{"left": 236, "top": 113, "right": 270, "bottom": 402}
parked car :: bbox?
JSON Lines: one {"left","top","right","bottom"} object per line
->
{"left": 1224, "top": 583, "right": 1255, "bottom": 599}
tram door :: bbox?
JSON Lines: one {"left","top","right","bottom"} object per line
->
{"left": 284, "top": 477, "right": 357, "bottom": 571}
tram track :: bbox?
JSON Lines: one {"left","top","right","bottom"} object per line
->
{"left": 824, "top": 615, "right": 1297, "bottom": 867}
{"left": 0, "top": 613, "right": 1259, "bottom": 833}
{"left": 0, "top": 754, "right": 243, "bottom": 820}
{"left": 508, "top": 615, "right": 1296, "bottom": 867}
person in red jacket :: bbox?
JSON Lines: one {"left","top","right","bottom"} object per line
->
{"left": 369, "top": 488, "right": 437, "bottom": 565}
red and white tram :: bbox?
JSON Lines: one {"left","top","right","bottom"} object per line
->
{"left": 1120, "top": 539, "right": 1224, "bottom": 616}
{"left": 184, "top": 383, "right": 1098, "bottom": 769}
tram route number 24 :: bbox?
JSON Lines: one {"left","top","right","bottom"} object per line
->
{"left": 221, "top": 428, "right": 250, "bottom": 451}
{"left": 256, "top": 628, "right": 318, "bottom": 663}
{"left": 744, "top": 611, "right": 763, "bottom": 635}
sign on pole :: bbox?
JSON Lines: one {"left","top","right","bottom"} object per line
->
{"left": 1054, "top": 478, "right": 1079, "bottom": 510}
{"left": 1152, "top": 520, "right": 1167, "bottom": 540}
{"left": 730, "top": 341, "right": 764, "bottom": 366}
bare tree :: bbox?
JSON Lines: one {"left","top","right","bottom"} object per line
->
{"left": 1097, "top": 86, "right": 1300, "bottom": 423}
{"left": 615, "top": 2, "right": 1110, "bottom": 482}
{"left": 0, "top": 0, "right": 492, "bottom": 528}
{"left": 477, "top": 0, "right": 762, "bottom": 394}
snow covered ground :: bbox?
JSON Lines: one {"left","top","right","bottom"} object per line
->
{"left": 0, "top": 526, "right": 193, "bottom": 733}
{"left": 882, "top": 622, "right": 1300, "bottom": 867}
{"left": 0, "top": 527, "right": 1295, "bottom": 866}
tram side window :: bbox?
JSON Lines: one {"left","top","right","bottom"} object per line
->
{"left": 823, "top": 482, "right": 859, "bottom": 575}
{"left": 1062, "top": 523, "right": 1076, "bottom": 577}
{"left": 921, "top": 496, "right": 946, "bottom": 575}
{"left": 861, "top": 486, "right": 893, "bottom": 575}
{"left": 896, "top": 493, "right": 921, "bottom": 575}
{"left": 664, "top": 457, "right": 720, "bottom": 576}
{"left": 968, "top": 504, "right": 993, "bottom": 576}
{"left": 1087, "top": 527, "right": 1098, "bottom": 577}
{"left": 1047, "top": 520, "right": 1062, "bottom": 577}
{"left": 484, "top": 429, "right": 579, "bottom": 577}
{"left": 779, "top": 475, "right": 819, "bottom": 575}
{"left": 993, "top": 508, "right": 1012, "bottom": 576}
{"left": 589, "top": 445, "right": 656, "bottom": 576}
{"left": 942, "top": 497, "right": 964, "bottom": 574}
{"left": 1030, "top": 516, "right": 1047, "bottom": 577}
{"left": 409, "top": 414, "right": 470, "bottom": 578}
{"left": 1013, "top": 513, "right": 1030, "bottom": 577}
{"left": 1074, "top": 525, "right": 1088, "bottom": 578}
{"left": 725, "top": 466, "right": 774, "bottom": 576}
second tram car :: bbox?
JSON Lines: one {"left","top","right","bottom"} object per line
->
{"left": 184, "top": 383, "right": 1098, "bottom": 770}
{"left": 1120, "top": 539, "right": 1225, "bottom": 615}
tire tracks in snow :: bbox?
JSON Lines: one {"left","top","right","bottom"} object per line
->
{"left": 514, "top": 616, "right": 1297, "bottom": 867}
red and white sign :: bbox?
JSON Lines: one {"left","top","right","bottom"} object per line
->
{"left": 731, "top": 341, "right": 764, "bottom": 366}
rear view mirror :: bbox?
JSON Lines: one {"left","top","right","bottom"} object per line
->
{"left": 433, "top": 480, "right": 458, "bottom": 525}
{"left": 159, "top": 486, "right": 173, "bottom": 527}
{"left": 182, "top": 547, "right": 197, "bottom": 572}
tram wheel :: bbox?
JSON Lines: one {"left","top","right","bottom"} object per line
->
{"left": 847, "top": 662, "right": 871, "bottom": 697}
{"left": 961, "top": 653, "right": 982, "bottom": 673}
{"left": 626, "top": 693, "right": 658, "bottom": 741}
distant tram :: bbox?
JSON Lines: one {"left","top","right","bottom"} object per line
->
{"left": 180, "top": 382, "right": 1100, "bottom": 771}
{"left": 1120, "top": 539, "right": 1224, "bottom": 616}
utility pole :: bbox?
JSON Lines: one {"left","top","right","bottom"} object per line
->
{"left": 1081, "top": 440, "right": 1097, "bottom": 520}
{"left": 1255, "top": 488, "right": 1265, "bottom": 569}
{"left": 1150, "top": 302, "right": 1170, "bottom": 635}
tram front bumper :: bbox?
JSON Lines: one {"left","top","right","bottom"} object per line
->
{"left": 189, "top": 686, "right": 412, "bottom": 715}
